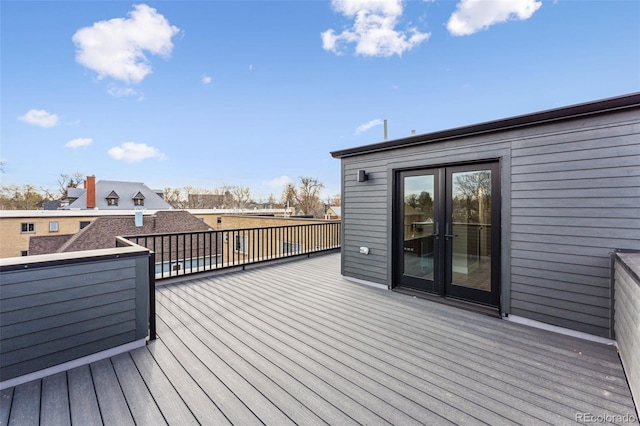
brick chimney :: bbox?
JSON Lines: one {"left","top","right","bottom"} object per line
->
{"left": 86, "top": 175, "right": 96, "bottom": 209}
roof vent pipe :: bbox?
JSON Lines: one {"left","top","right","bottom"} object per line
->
{"left": 411, "top": 129, "right": 416, "bottom": 136}
{"left": 384, "top": 119, "right": 388, "bottom": 141}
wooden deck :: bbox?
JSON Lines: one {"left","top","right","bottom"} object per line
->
{"left": 1, "top": 253, "right": 638, "bottom": 425}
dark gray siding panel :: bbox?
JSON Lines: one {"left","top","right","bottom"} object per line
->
{"left": 0, "top": 254, "right": 149, "bottom": 382}
{"left": 509, "top": 114, "right": 640, "bottom": 337}
{"left": 339, "top": 104, "right": 639, "bottom": 337}
{"left": 342, "top": 162, "right": 391, "bottom": 285}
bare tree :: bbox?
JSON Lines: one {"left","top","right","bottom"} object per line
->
{"left": 163, "top": 187, "right": 185, "bottom": 208}
{"left": 227, "top": 186, "right": 252, "bottom": 209}
{"left": 267, "top": 193, "right": 280, "bottom": 208}
{"left": 296, "top": 176, "right": 324, "bottom": 217}
{"left": 58, "top": 172, "right": 84, "bottom": 199}
{"left": 280, "top": 183, "right": 297, "bottom": 210}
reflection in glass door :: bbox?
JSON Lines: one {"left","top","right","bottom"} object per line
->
{"left": 449, "top": 169, "right": 492, "bottom": 291}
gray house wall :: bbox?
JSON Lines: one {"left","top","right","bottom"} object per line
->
{"left": 0, "top": 248, "right": 150, "bottom": 382}
{"left": 334, "top": 95, "right": 639, "bottom": 338}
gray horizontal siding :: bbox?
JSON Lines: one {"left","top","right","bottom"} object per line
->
{"left": 510, "top": 114, "right": 640, "bottom": 337}
{"left": 338, "top": 104, "right": 639, "bottom": 338}
{"left": 341, "top": 159, "right": 390, "bottom": 285}
{"left": 0, "top": 254, "right": 149, "bottom": 382}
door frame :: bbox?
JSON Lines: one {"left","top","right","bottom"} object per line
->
{"left": 392, "top": 160, "right": 501, "bottom": 308}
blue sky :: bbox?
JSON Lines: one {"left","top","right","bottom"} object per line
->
{"left": 2, "top": 0, "right": 639, "bottom": 201}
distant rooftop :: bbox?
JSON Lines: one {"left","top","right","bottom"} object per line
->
{"left": 65, "top": 179, "right": 171, "bottom": 210}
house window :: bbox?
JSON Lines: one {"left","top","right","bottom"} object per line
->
{"left": 79, "top": 221, "right": 91, "bottom": 230}
{"left": 234, "top": 235, "right": 248, "bottom": 254}
{"left": 49, "top": 221, "right": 59, "bottom": 232}
{"left": 21, "top": 223, "right": 35, "bottom": 233}
{"left": 106, "top": 190, "right": 120, "bottom": 206}
{"left": 282, "top": 241, "right": 301, "bottom": 255}
{"left": 21, "top": 250, "right": 28, "bottom": 256}
{"left": 133, "top": 191, "right": 145, "bottom": 206}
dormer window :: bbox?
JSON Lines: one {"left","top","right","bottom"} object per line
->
{"left": 106, "top": 190, "right": 119, "bottom": 206}
{"left": 133, "top": 191, "right": 145, "bottom": 207}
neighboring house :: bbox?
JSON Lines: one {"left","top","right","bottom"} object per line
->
{"left": 0, "top": 208, "right": 292, "bottom": 258}
{"left": 64, "top": 176, "right": 170, "bottom": 210}
{"left": 325, "top": 206, "right": 341, "bottom": 220}
{"left": 331, "top": 92, "right": 640, "bottom": 340}
{"left": 29, "top": 210, "right": 211, "bottom": 255}
{"left": 187, "top": 193, "right": 227, "bottom": 209}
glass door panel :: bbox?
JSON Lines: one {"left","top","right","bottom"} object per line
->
{"left": 396, "top": 170, "right": 441, "bottom": 293}
{"left": 403, "top": 175, "right": 436, "bottom": 282}
{"left": 450, "top": 170, "right": 492, "bottom": 291}
{"left": 445, "top": 163, "right": 499, "bottom": 306}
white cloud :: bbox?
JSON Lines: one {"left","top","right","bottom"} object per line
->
{"left": 322, "top": 0, "right": 430, "bottom": 57}
{"left": 107, "top": 85, "right": 142, "bottom": 98}
{"left": 355, "top": 118, "right": 384, "bottom": 135}
{"left": 268, "top": 176, "right": 293, "bottom": 187}
{"left": 447, "top": 0, "right": 542, "bottom": 36}
{"left": 65, "top": 138, "right": 93, "bottom": 149}
{"left": 18, "top": 109, "right": 60, "bottom": 128}
{"left": 202, "top": 74, "right": 212, "bottom": 84}
{"left": 107, "top": 142, "right": 165, "bottom": 162}
{"left": 72, "top": 4, "right": 180, "bottom": 83}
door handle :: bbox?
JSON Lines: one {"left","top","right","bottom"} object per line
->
{"left": 429, "top": 222, "right": 439, "bottom": 238}
{"left": 444, "top": 223, "right": 457, "bottom": 239}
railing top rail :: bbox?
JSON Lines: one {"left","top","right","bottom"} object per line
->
{"left": 0, "top": 246, "right": 149, "bottom": 272}
{"left": 123, "top": 221, "right": 340, "bottom": 239}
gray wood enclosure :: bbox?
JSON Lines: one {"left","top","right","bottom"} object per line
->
{"left": 331, "top": 93, "right": 640, "bottom": 338}
{"left": 0, "top": 247, "right": 150, "bottom": 383}
{"left": 613, "top": 251, "right": 640, "bottom": 407}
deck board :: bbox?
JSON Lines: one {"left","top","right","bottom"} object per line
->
{"left": 67, "top": 365, "right": 101, "bottom": 425}
{"left": 1, "top": 253, "right": 638, "bottom": 425}
{"left": 40, "top": 373, "right": 70, "bottom": 426}
{"left": 0, "top": 387, "right": 13, "bottom": 425}
{"left": 8, "top": 381, "right": 40, "bottom": 425}
{"left": 110, "top": 353, "right": 167, "bottom": 426}
{"left": 128, "top": 346, "right": 199, "bottom": 425}
{"left": 90, "top": 358, "right": 134, "bottom": 426}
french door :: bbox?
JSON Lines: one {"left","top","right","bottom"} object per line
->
{"left": 394, "top": 162, "right": 500, "bottom": 307}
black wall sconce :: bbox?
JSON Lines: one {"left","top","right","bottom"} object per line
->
{"left": 357, "top": 169, "right": 369, "bottom": 182}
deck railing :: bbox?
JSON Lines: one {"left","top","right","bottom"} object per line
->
{"left": 124, "top": 222, "right": 341, "bottom": 280}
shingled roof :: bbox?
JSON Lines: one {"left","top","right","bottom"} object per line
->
{"left": 29, "top": 234, "right": 74, "bottom": 256}
{"left": 29, "top": 211, "right": 212, "bottom": 254}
